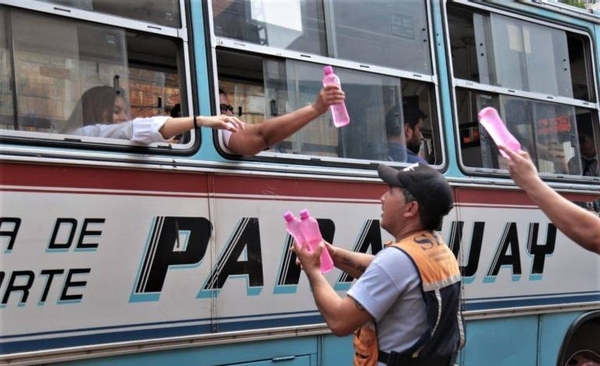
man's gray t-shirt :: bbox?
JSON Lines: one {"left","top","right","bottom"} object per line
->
{"left": 347, "top": 246, "right": 428, "bottom": 358}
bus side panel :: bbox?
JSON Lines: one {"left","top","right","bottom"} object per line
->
{"left": 461, "top": 316, "right": 539, "bottom": 366}
{"left": 539, "top": 312, "right": 587, "bottom": 366}
{"left": 321, "top": 334, "right": 353, "bottom": 366}
{"left": 49, "top": 337, "right": 317, "bottom": 366}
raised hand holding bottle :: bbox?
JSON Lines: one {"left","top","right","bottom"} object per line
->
{"left": 322, "top": 66, "right": 350, "bottom": 128}
{"left": 298, "top": 209, "right": 334, "bottom": 273}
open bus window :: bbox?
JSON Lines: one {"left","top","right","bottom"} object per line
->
{"left": 1, "top": 7, "right": 185, "bottom": 146}
{"left": 212, "top": 0, "right": 431, "bottom": 75}
{"left": 216, "top": 49, "right": 441, "bottom": 164}
{"left": 37, "top": 0, "right": 181, "bottom": 28}
{"left": 456, "top": 89, "right": 599, "bottom": 177}
{"left": 449, "top": 2, "right": 599, "bottom": 178}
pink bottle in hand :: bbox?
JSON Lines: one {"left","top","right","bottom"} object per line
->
{"left": 283, "top": 211, "right": 305, "bottom": 246}
{"left": 299, "top": 209, "right": 334, "bottom": 273}
{"left": 477, "top": 107, "right": 521, "bottom": 158}
{"left": 323, "top": 66, "right": 350, "bottom": 128}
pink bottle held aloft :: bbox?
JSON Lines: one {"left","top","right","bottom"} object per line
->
{"left": 477, "top": 107, "right": 521, "bottom": 159}
{"left": 283, "top": 211, "right": 305, "bottom": 245}
{"left": 299, "top": 209, "right": 334, "bottom": 273}
{"left": 322, "top": 66, "right": 350, "bottom": 128}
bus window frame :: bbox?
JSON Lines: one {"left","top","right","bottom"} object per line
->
{"left": 445, "top": 0, "right": 600, "bottom": 181}
{"left": 207, "top": 0, "right": 448, "bottom": 170}
{"left": 0, "top": 0, "right": 201, "bottom": 156}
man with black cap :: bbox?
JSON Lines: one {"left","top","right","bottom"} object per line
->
{"left": 293, "top": 163, "right": 465, "bottom": 366}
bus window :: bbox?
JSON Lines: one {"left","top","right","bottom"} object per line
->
{"left": 212, "top": 0, "right": 327, "bottom": 55}
{"left": 0, "top": 8, "right": 14, "bottom": 131}
{"left": 215, "top": 49, "right": 441, "bottom": 164}
{"left": 448, "top": 3, "right": 598, "bottom": 177}
{"left": 456, "top": 88, "right": 598, "bottom": 176}
{"left": 1, "top": 7, "right": 185, "bottom": 147}
{"left": 38, "top": 0, "right": 181, "bottom": 28}
{"left": 213, "top": 0, "right": 431, "bottom": 74}
{"left": 212, "top": 0, "right": 440, "bottom": 166}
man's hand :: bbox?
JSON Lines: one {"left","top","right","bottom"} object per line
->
{"left": 292, "top": 240, "right": 324, "bottom": 275}
{"left": 312, "top": 85, "right": 346, "bottom": 114}
{"left": 498, "top": 145, "right": 541, "bottom": 190}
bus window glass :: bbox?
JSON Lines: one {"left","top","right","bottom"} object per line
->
{"left": 38, "top": 0, "right": 181, "bottom": 28}
{"left": 10, "top": 10, "right": 128, "bottom": 134}
{"left": 217, "top": 49, "right": 440, "bottom": 164}
{"left": 212, "top": 0, "right": 327, "bottom": 55}
{"left": 330, "top": 0, "right": 431, "bottom": 74}
{"left": 0, "top": 8, "right": 14, "bottom": 131}
{"left": 456, "top": 88, "right": 597, "bottom": 176}
{"left": 3, "top": 8, "right": 184, "bottom": 145}
{"left": 490, "top": 14, "right": 572, "bottom": 98}
{"left": 448, "top": 4, "right": 593, "bottom": 102}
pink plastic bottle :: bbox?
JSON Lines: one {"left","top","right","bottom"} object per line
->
{"left": 323, "top": 66, "right": 350, "bottom": 128}
{"left": 477, "top": 107, "right": 521, "bottom": 158}
{"left": 299, "top": 209, "right": 334, "bottom": 273}
{"left": 283, "top": 211, "right": 305, "bottom": 245}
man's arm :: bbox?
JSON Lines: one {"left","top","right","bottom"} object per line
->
{"left": 293, "top": 242, "right": 373, "bottom": 336}
{"left": 226, "top": 85, "right": 345, "bottom": 155}
{"left": 499, "top": 145, "right": 600, "bottom": 254}
{"left": 325, "top": 242, "right": 375, "bottom": 279}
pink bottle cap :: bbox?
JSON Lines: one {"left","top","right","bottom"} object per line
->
{"left": 477, "top": 107, "right": 521, "bottom": 159}
{"left": 299, "top": 209, "right": 310, "bottom": 219}
{"left": 283, "top": 211, "right": 294, "bottom": 222}
{"left": 324, "top": 66, "right": 333, "bottom": 75}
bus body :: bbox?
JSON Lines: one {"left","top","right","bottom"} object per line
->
{"left": 0, "top": 1, "right": 599, "bottom": 365}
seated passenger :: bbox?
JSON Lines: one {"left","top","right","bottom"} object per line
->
{"left": 366, "top": 103, "right": 428, "bottom": 164}
{"left": 62, "top": 85, "right": 345, "bottom": 156}
{"left": 568, "top": 133, "right": 599, "bottom": 176}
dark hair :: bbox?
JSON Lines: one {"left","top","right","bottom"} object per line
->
{"left": 170, "top": 103, "right": 181, "bottom": 118}
{"left": 62, "top": 86, "right": 125, "bottom": 133}
{"left": 385, "top": 103, "right": 427, "bottom": 138}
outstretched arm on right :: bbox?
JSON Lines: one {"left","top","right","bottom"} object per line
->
{"left": 499, "top": 145, "right": 600, "bottom": 254}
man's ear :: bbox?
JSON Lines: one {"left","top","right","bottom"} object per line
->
{"left": 404, "top": 123, "right": 413, "bottom": 138}
{"left": 403, "top": 201, "right": 419, "bottom": 218}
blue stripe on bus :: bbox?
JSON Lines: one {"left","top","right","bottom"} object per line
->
{"left": 0, "top": 314, "right": 325, "bottom": 354}
{"left": 1, "top": 292, "right": 598, "bottom": 354}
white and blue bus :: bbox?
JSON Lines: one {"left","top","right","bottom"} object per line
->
{"left": 0, "top": 1, "right": 599, "bottom": 365}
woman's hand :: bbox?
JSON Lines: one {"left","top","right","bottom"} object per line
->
{"left": 199, "top": 115, "right": 246, "bottom": 132}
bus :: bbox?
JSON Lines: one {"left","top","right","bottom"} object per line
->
{"left": 1, "top": 0, "right": 599, "bottom": 365}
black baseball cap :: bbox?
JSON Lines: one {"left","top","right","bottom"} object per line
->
{"left": 378, "top": 163, "right": 453, "bottom": 218}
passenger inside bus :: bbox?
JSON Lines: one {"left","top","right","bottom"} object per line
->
{"left": 568, "top": 133, "right": 599, "bottom": 176}
{"left": 60, "top": 86, "right": 244, "bottom": 144}
{"left": 61, "top": 85, "right": 345, "bottom": 155}
{"left": 364, "top": 100, "right": 429, "bottom": 164}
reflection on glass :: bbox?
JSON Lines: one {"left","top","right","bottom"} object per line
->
{"left": 213, "top": 0, "right": 327, "bottom": 55}
{"left": 331, "top": 0, "right": 431, "bottom": 74}
{"left": 457, "top": 89, "right": 586, "bottom": 175}
{"left": 489, "top": 14, "right": 572, "bottom": 97}
{"left": 10, "top": 10, "right": 128, "bottom": 133}
{"left": 38, "top": 0, "right": 181, "bottom": 28}
{"left": 0, "top": 9, "right": 14, "bottom": 130}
